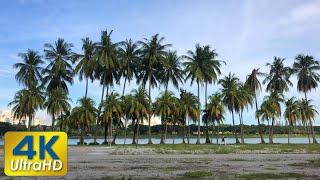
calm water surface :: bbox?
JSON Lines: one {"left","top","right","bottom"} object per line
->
{"left": 0, "top": 137, "right": 317, "bottom": 145}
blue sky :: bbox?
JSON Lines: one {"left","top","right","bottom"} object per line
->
{"left": 1, "top": 0, "right": 320, "bottom": 125}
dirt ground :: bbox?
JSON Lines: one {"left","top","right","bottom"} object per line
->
{"left": 1, "top": 146, "right": 320, "bottom": 179}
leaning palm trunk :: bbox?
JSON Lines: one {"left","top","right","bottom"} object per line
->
{"left": 217, "top": 122, "right": 220, "bottom": 145}
{"left": 165, "top": 121, "right": 168, "bottom": 143}
{"left": 187, "top": 116, "right": 190, "bottom": 144}
{"left": 124, "top": 118, "right": 127, "bottom": 145}
{"left": 231, "top": 110, "right": 240, "bottom": 143}
{"left": 255, "top": 96, "right": 265, "bottom": 144}
{"left": 104, "top": 121, "right": 108, "bottom": 143}
{"left": 309, "top": 120, "right": 318, "bottom": 144}
{"left": 80, "top": 127, "right": 84, "bottom": 145}
{"left": 85, "top": 77, "right": 89, "bottom": 98}
{"left": 196, "top": 82, "right": 201, "bottom": 144}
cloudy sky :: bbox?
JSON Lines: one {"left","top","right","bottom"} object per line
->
{"left": 1, "top": 0, "right": 320, "bottom": 125}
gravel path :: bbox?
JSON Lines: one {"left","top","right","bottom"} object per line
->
{"left": 1, "top": 146, "right": 320, "bottom": 179}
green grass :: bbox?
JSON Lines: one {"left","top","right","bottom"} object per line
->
{"left": 183, "top": 171, "right": 213, "bottom": 178}
{"left": 112, "top": 143, "right": 320, "bottom": 154}
{"left": 238, "top": 172, "right": 316, "bottom": 179}
{"left": 289, "top": 159, "right": 320, "bottom": 167}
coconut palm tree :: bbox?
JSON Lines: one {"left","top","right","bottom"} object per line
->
{"left": 101, "top": 92, "right": 122, "bottom": 144}
{"left": 245, "top": 68, "right": 266, "bottom": 143}
{"left": 237, "top": 84, "right": 254, "bottom": 143}
{"left": 130, "top": 87, "right": 150, "bottom": 144}
{"left": 44, "top": 88, "right": 71, "bottom": 130}
{"left": 138, "top": 34, "right": 171, "bottom": 144}
{"left": 118, "top": 39, "right": 140, "bottom": 96}
{"left": 299, "top": 99, "right": 319, "bottom": 144}
{"left": 219, "top": 73, "right": 241, "bottom": 143}
{"left": 161, "top": 50, "right": 184, "bottom": 91}
{"left": 284, "top": 97, "right": 300, "bottom": 144}
{"left": 154, "top": 90, "right": 176, "bottom": 144}
{"left": 206, "top": 93, "right": 225, "bottom": 144}
{"left": 42, "top": 38, "right": 75, "bottom": 94}
{"left": 14, "top": 50, "right": 43, "bottom": 89}
{"left": 95, "top": 30, "right": 120, "bottom": 129}
{"left": 183, "top": 44, "right": 207, "bottom": 144}
{"left": 263, "top": 57, "right": 293, "bottom": 93}
{"left": 9, "top": 87, "right": 44, "bottom": 131}
{"left": 179, "top": 90, "right": 199, "bottom": 144}
{"left": 257, "top": 92, "right": 283, "bottom": 144}
{"left": 70, "top": 97, "right": 97, "bottom": 145}
{"left": 292, "top": 54, "right": 320, "bottom": 143}
{"left": 75, "top": 37, "right": 96, "bottom": 98}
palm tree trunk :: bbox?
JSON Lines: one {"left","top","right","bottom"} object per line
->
{"left": 28, "top": 115, "right": 32, "bottom": 131}
{"left": 124, "top": 118, "right": 127, "bottom": 145}
{"left": 109, "top": 118, "right": 113, "bottom": 145}
{"left": 99, "top": 83, "right": 106, "bottom": 142}
{"left": 196, "top": 82, "right": 201, "bottom": 144}
{"left": 270, "top": 118, "right": 274, "bottom": 144}
{"left": 132, "top": 119, "right": 137, "bottom": 144}
{"left": 165, "top": 121, "right": 168, "bottom": 144}
{"left": 182, "top": 118, "right": 186, "bottom": 144}
{"left": 231, "top": 110, "right": 240, "bottom": 143}
{"left": 85, "top": 77, "right": 89, "bottom": 99}
{"left": 305, "top": 92, "right": 318, "bottom": 144}
{"left": 137, "top": 119, "right": 140, "bottom": 144}
{"left": 160, "top": 116, "right": 165, "bottom": 144}
{"left": 147, "top": 74, "right": 153, "bottom": 144}
{"left": 205, "top": 82, "right": 210, "bottom": 143}
{"left": 187, "top": 115, "right": 190, "bottom": 144}
{"left": 51, "top": 114, "right": 55, "bottom": 131}
{"left": 122, "top": 77, "right": 127, "bottom": 96}
{"left": 255, "top": 95, "right": 265, "bottom": 144}
{"left": 104, "top": 120, "right": 108, "bottom": 144}
{"left": 240, "top": 110, "right": 245, "bottom": 144}
{"left": 80, "top": 127, "right": 84, "bottom": 145}
{"left": 217, "top": 122, "right": 220, "bottom": 145}
{"left": 288, "top": 124, "right": 291, "bottom": 144}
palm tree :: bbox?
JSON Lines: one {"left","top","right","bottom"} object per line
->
{"left": 206, "top": 93, "right": 225, "bottom": 144}
{"left": 179, "top": 90, "right": 199, "bottom": 144}
{"left": 138, "top": 34, "right": 171, "bottom": 144}
{"left": 42, "top": 38, "right": 75, "bottom": 94}
{"left": 154, "top": 90, "right": 176, "bottom": 144}
{"left": 237, "top": 84, "right": 254, "bottom": 143}
{"left": 130, "top": 87, "right": 150, "bottom": 144}
{"left": 299, "top": 99, "right": 319, "bottom": 144}
{"left": 101, "top": 92, "right": 122, "bottom": 144}
{"left": 14, "top": 50, "right": 43, "bottom": 89}
{"left": 75, "top": 37, "right": 96, "bottom": 98}
{"left": 118, "top": 39, "right": 140, "bottom": 96}
{"left": 183, "top": 44, "right": 207, "bottom": 144}
{"left": 263, "top": 57, "right": 293, "bottom": 93}
{"left": 219, "top": 73, "right": 241, "bottom": 143}
{"left": 95, "top": 30, "right": 120, "bottom": 129}
{"left": 293, "top": 54, "right": 320, "bottom": 143}
{"left": 257, "top": 92, "right": 283, "bottom": 144}
{"left": 284, "top": 97, "right": 300, "bottom": 144}
{"left": 9, "top": 87, "right": 44, "bottom": 131}
{"left": 70, "top": 97, "right": 97, "bottom": 145}
{"left": 161, "top": 50, "right": 184, "bottom": 91}
{"left": 245, "top": 68, "right": 266, "bottom": 143}
{"left": 44, "top": 88, "right": 71, "bottom": 130}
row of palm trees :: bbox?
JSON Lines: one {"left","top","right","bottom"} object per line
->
{"left": 9, "top": 29, "right": 320, "bottom": 145}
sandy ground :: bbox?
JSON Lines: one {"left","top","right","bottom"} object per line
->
{"left": 1, "top": 146, "right": 320, "bottom": 179}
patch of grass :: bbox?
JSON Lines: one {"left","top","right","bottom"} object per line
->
{"left": 289, "top": 159, "right": 320, "bottom": 168}
{"left": 231, "top": 158, "right": 251, "bottom": 161}
{"left": 238, "top": 172, "right": 315, "bottom": 179}
{"left": 0, "top": 168, "right": 4, "bottom": 177}
{"left": 183, "top": 171, "right": 212, "bottom": 178}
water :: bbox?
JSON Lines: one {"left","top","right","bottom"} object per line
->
{"left": 0, "top": 137, "right": 317, "bottom": 145}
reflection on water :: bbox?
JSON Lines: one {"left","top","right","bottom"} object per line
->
{"left": 0, "top": 137, "right": 317, "bottom": 145}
